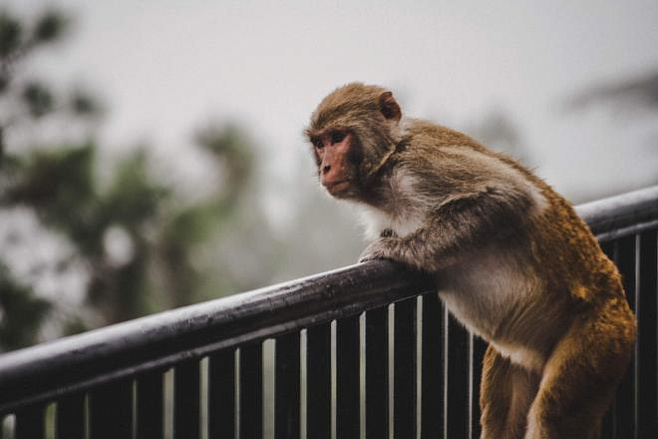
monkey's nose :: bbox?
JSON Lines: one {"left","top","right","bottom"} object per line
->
{"left": 322, "top": 164, "right": 331, "bottom": 174}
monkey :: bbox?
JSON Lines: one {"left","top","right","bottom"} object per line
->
{"left": 305, "top": 83, "right": 637, "bottom": 439}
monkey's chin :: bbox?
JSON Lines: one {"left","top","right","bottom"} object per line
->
{"left": 323, "top": 180, "right": 352, "bottom": 198}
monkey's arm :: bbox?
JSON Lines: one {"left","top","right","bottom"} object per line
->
{"left": 359, "top": 186, "right": 534, "bottom": 272}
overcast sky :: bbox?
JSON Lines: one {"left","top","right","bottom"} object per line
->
{"left": 8, "top": 0, "right": 658, "bottom": 204}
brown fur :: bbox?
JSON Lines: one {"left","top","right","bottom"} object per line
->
{"left": 306, "top": 83, "right": 637, "bottom": 438}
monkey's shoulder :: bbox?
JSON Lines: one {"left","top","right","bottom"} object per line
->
{"left": 392, "top": 141, "right": 551, "bottom": 219}
{"left": 403, "top": 119, "right": 476, "bottom": 145}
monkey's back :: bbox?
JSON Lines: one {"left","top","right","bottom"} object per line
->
{"left": 403, "top": 118, "right": 624, "bottom": 302}
{"left": 399, "top": 119, "right": 632, "bottom": 363}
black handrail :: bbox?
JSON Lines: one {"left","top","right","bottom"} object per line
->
{"left": 0, "top": 261, "right": 433, "bottom": 413}
{"left": 578, "top": 185, "right": 658, "bottom": 240}
{"left": 0, "top": 184, "right": 657, "bottom": 415}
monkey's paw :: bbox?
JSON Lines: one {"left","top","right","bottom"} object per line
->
{"left": 358, "top": 238, "right": 398, "bottom": 263}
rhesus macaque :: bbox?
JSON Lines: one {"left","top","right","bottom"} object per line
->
{"left": 305, "top": 83, "right": 636, "bottom": 439}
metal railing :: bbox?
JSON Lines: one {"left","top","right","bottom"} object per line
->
{"left": 1, "top": 185, "right": 657, "bottom": 439}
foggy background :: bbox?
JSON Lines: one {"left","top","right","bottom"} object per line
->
{"left": 1, "top": 0, "right": 657, "bottom": 351}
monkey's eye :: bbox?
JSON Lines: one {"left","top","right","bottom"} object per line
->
{"left": 330, "top": 131, "right": 346, "bottom": 144}
{"left": 311, "top": 138, "right": 323, "bottom": 149}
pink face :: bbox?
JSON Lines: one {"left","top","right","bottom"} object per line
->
{"left": 311, "top": 130, "right": 353, "bottom": 197}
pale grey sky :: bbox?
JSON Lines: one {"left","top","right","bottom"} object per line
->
{"left": 8, "top": 0, "right": 658, "bottom": 205}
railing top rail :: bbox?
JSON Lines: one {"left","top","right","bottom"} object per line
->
{"left": 0, "top": 184, "right": 657, "bottom": 413}
{"left": 0, "top": 261, "right": 432, "bottom": 412}
{"left": 577, "top": 185, "right": 658, "bottom": 241}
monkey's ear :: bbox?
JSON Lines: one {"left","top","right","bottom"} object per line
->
{"left": 378, "top": 91, "right": 402, "bottom": 122}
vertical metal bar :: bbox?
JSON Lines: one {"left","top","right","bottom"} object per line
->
{"left": 137, "top": 371, "right": 164, "bottom": 439}
{"left": 636, "top": 230, "right": 658, "bottom": 438}
{"left": 421, "top": 293, "right": 444, "bottom": 439}
{"left": 336, "top": 315, "right": 360, "bottom": 439}
{"left": 174, "top": 360, "right": 201, "bottom": 439}
{"left": 365, "top": 306, "right": 389, "bottom": 439}
{"left": 613, "top": 235, "right": 636, "bottom": 439}
{"left": 240, "top": 343, "right": 263, "bottom": 439}
{"left": 469, "top": 336, "right": 487, "bottom": 439}
{"left": 56, "top": 393, "right": 85, "bottom": 439}
{"left": 275, "top": 332, "right": 301, "bottom": 439}
{"left": 89, "top": 379, "right": 133, "bottom": 439}
{"left": 600, "top": 239, "right": 616, "bottom": 439}
{"left": 445, "top": 311, "right": 469, "bottom": 439}
{"left": 15, "top": 405, "right": 44, "bottom": 439}
{"left": 306, "top": 324, "right": 331, "bottom": 439}
{"left": 393, "top": 298, "right": 417, "bottom": 439}
{"left": 209, "top": 348, "right": 236, "bottom": 439}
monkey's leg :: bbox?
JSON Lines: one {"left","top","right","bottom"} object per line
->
{"left": 524, "top": 300, "right": 635, "bottom": 439}
{"left": 480, "top": 346, "right": 539, "bottom": 439}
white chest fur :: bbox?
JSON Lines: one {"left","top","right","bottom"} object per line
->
{"left": 357, "top": 170, "right": 427, "bottom": 239}
{"left": 359, "top": 205, "right": 425, "bottom": 239}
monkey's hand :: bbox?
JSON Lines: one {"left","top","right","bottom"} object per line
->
{"left": 358, "top": 237, "right": 400, "bottom": 263}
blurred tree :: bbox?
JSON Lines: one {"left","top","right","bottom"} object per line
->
{"left": 568, "top": 69, "right": 658, "bottom": 113}
{"left": 566, "top": 68, "right": 658, "bottom": 188}
{"left": 157, "top": 123, "right": 279, "bottom": 307}
{"left": 0, "top": 8, "right": 271, "bottom": 350}
{"left": 0, "top": 262, "right": 50, "bottom": 350}
{"left": 0, "top": 7, "right": 85, "bottom": 349}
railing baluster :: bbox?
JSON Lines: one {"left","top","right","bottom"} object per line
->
{"left": 15, "top": 404, "right": 44, "bottom": 439}
{"left": 306, "top": 324, "right": 331, "bottom": 439}
{"left": 637, "top": 230, "right": 658, "bottom": 438}
{"left": 393, "top": 298, "right": 417, "bottom": 439}
{"left": 240, "top": 343, "right": 263, "bottom": 438}
{"left": 174, "top": 360, "right": 200, "bottom": 439}
{"left": 421, "top": 293, "right": 444, "bottom": 439}
{"left": 469, "top": 336, "right": 487, "bottom": 439}
{"left": 137, "top": 371, "right": 164, "bottom": 439}
{"left": 600, "top": 240, "right": 616, "bottom": 439}
{"left": 445, "top": 310, "right": 469, "bottom": 438}
{"left": 336, "top": 315, "right": 360, "bottom": 439}
{"left": 89, "top": 379, "right": 133, "bottom": 439}
{"left": 56, "top": 393, "right": 85, "bottom": 439}
{"left": 600, "top": 239, "right": 617, "bottom": 439}
{"left": 209, "top": 348, "right": 236, "bottom": 439}
{"left": 365, "top": 306, "right": 389, "bottom": 439}
{"left": 275, "top": 332, "right": 301, "bottom": 439}
{"left": 613, "top": 235, "right": 637, "bottom": 439}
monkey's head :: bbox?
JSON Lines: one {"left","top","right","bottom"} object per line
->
{"left": 305, "top": 83, "right": 402, "bottom": 200}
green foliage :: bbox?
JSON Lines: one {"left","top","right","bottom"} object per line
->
{"left": 33, "top": 10, "right": 68, "bottom": 44}
{"left": 103, "top": 149, "right": 169, "bottom": 229}
{"left": 0, "top": 7, "right": 271, "bottom": 350}
{"left": 70, "top": 89, "right": 101, "bottom": 116}
{"left": 0, "top": 263, "right": 51, "bottom": 351}
{"left": 0, "top": 8, "right": 98, "bottom": 147}
{"left": 22, "top": 81, "right": 54, "bottom": 117}
{"left": 8, "top": 144, "right": 95, "bottom": 213}
{"left": 195, "top": 123, "right": 254, "bottom": 209}
{"left": 158, "top": 125, "right": 261, "bottom": 307}
{"left": 0, "top": 11, "right": 22, "bottom": 57}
